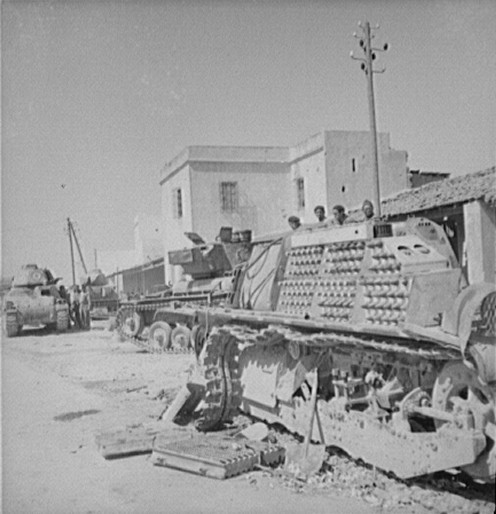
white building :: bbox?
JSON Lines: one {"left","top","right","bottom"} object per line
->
{"left": 160, "top": 130, "right": 408, "bottom": 283}
{"left": 289, "top": 130, "right": 408, "bottom": 220}
{"left": 98, "top": 213, "right": 164, "bottom": 293}
{"left": 133, "top": 214, "right": 163, "bottom": 264}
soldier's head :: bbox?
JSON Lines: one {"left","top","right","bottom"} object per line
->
{"left": 362, "top": 200, "right": 374, "bottom": 219}
{"left": 288, "top": 216, "right": 301, "bottom": 230}
{"left": 314, "top": 205, "right": 326, "bottom": 222}
{"left": 332, "top": 205, "right": 347, "bottom": 225}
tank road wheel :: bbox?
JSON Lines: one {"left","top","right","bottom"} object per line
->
{"left": 56, "top": 309, "right": 69, "bottom": 333}
{"left": 5, "top": 313, "right": 20, "bottom": 337}
{"left": 148, "top": 321, "right": 172, "bottom": 351}
{"left": 191, "top": 325, "right": 207, "bottom": 357}
{"left": 116, "top": 306, "right": 144, "bottom": 340}
{"left": 432, "top": 360, "right": 496, "bottom": 483}
{"left": 170, "top": 325, "right": 192, "bottom": 351}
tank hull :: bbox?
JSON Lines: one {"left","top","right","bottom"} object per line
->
{"left": 181, "top": 219, "right": 495, "bottom": 482}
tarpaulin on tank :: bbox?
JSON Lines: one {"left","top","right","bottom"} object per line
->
{"left": 238, "top": 240, "right": 284, "bottom": 311}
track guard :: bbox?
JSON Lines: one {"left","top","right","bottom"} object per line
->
{"left": 442, "top": 283, "right": 496, "bottom": 355}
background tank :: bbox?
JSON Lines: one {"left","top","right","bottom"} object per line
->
{"left": 3, "top": 265, "right": 69, "bottom": 337}
{"left": 82, "top": 268, "right": 119, "bottom": 319}
{"left": 115, "top": 228, "right": 252, "bottom": 351}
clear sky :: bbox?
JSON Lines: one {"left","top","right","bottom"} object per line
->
{"left": 2, "top": 0, "right": 495, "bottom": 283}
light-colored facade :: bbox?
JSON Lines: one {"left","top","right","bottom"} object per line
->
{"left": 160, "top": 131, "right": 408, "bottom": 283}
{"left": 289, "top": 130, "right": 408, "bottom": 221}
{"left": 160, "top": 146, "right": 290, "bottom": 283}
{"left": 98, "top": 213, "right": 164, "bottom": 291}
{"left": 134, "top": 214, "right": 163, "bottom": 264}
{"left": 463, "top": 200, "right": 495, "bottom": 284}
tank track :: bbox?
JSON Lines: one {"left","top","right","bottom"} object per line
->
{"left": 205, "top": 322, "right": 496, "bottom": 482}
{"left": 115, "top": 303, "right": 194, "bottom": 355}
{"left": 217, "top": 323, "right": 461, "bottom": 360}
{"left": 196, "top": 322, "right": 462, "bottom": 431}
{"left": 195, "top": 326, "right": 243, "bottom": 431}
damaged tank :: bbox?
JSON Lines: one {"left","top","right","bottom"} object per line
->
{"left": 156, "top": 217, "right": 495, "bottom": 483}
{"left": 3, "top": 264, "right": 70, "bottom": 337}
{"left": 115, "top": 228, "right": 252, "bottom": 352}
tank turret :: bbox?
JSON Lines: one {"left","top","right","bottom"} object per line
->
{"left": 83, "top": 268, "right": 109, "bottom": 287}
{"left": 81, "top": 268, "right": 119, "bottom": 318}
{"left": 11, "top": 264, "right": 60, "bottom": 288}
{"left": 4, "top": 264, "right": 69, "bottom": 337}
{"left": 168, "top": 229, "right": 252, "bottom": 280}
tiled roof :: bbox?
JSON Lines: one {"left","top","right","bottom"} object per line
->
{"left": 381, "top": 166, "right": 496, "bottom": 216}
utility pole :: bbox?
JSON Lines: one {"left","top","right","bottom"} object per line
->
{"left": 69, "top": 220, "right": 88, "bottom": 275}
{"left": 351, "top": 21, "right": 389, "bottom": 217}
{"left": 67, "top": 217, "right": 76, "bottom": 286}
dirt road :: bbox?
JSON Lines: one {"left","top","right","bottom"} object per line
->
{"left": 1, "top": 323, "right": 494, "bottom": 513}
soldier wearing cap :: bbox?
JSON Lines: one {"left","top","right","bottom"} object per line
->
{"left": 288, "top": 216, "right": 301, "bottom": 230}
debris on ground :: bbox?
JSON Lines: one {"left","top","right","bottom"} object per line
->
{"left": 95, "top": 422, "right": 191, "bottom": 459}
{"left": 159, "top": 382, "right": 205, "bottom": 423}
{"left": 237, "top": 422, "right": 269, "bottom": 441}
{"left": 95, "top": 384, "right": 495, "bottom": 513}
{"left": 151, "top": 434, "right": 260, "bottom": 479}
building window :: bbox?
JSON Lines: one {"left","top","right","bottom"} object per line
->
{"left": 173, "top": 188, "right": 183, "bottom": 219}
{"left": 296, "top": 177, "right": 305, "bottom": 209}
{"left": 220, "top": 181, "right": 238, "bottom": 212}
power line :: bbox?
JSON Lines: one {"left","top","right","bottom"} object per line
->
{"left": 350, "top": 21, "right": 389, "bottom": 217}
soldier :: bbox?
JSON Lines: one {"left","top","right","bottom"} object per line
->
{"left": 288, "top": 216, "right": 301, "bottom": 230}
{"left": 332, "top": 205, "right": 347, "bottom": 225}
{"left": 58, "top": 285, "right": 72, "bottom": 328}
{"left": 314, "top": 205, "right": 327, "bottom": 223}
{"left": 362, "top": 199, "right": 375, "bottom": 220}
{"left": 80, "top": 284, "right": 91, "bottom": 330}
{"left": 70, "top": 285, "right": 82, "bottom": 329}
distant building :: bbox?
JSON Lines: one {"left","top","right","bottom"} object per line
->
{"left": 289, "top": 130, "right": 408, "bottom": 221}
{"left": 160, "top": 145, "right": 291, "bottom": 283}
{"left": 133, "top": 214, "right": 163, "bottom": 264}
{"left": 98, "top": 213, "right": 164, "bottom": 295}
{"left": 407, "top": 169, "right": 450, "bottom": 188}
{"left": 106, "top": 257, "right": 165, "bottom": 298}
{"left": 160, "top": 130, "right": 408, "bottom": 283}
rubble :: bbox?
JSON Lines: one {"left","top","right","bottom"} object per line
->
{"left": 94, "top": 396, "right": 494, "bottom": 513}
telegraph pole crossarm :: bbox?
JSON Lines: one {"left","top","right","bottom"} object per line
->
{"left": 350, "top": 21, "right": 389, "bottom": 217}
